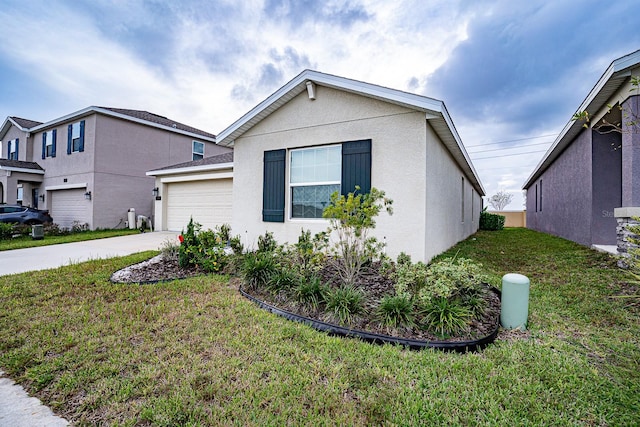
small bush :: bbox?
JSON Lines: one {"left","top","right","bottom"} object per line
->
{"left": 293, "top": 276, "right": 327, "bottom": 310}
{"left": 421, "top": 297, "right": 471, "bottom": 337}
{"left": 241, "top": 252, "right": 277, "bottom": 290}
{"left": 376, "top": 294, "right": 415, "bottom": 330}
{"left": 479, "top": 210, "right": 505, "bottom": 230}
{"left": 0, "top": 223, "right": 13, "bottom": 240}
{"left": 396, "top": 252, "right": 412, "bottom": 266}
{"left": 324, "top": 285, "right": 365, "bottom": 326}
{"left": 418, "top": 257, "right": 488, "bottom": 304}
{"left": 394, "top": 261, "right": 428, "bottom": 298}
{"left": 266, "top": 267, "right": 298, "bottom": 294}
{"left": 258, "top": 231, "right": 278, "bottom": 253}
{"left": 229, "top": 236, "right": 244, "bottom": 255}
{"left": 71, "top": 221, "right": 90, "bottom": 233}
{"left": 44, "top": 223, "right": 70, "bottom": 236}
{"left": 160, "top": 238, "right": 180, "bottom": 261}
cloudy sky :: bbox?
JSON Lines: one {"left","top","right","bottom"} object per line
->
{"left": 1, "top": 0, "right": 638, "bottom": 209}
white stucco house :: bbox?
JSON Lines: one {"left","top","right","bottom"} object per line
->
{"left": 149, "top": 70, "right": 485, "bottom": 262}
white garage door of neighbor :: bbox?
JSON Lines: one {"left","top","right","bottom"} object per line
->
{"left": 166, "top": 179, "right": 233, "bottom": 232}
{"left": 51, "top": 189, "right": 89, "bottom": 229}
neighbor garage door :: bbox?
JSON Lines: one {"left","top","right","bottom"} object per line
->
{"left": 165, "top": 179, "right": 232, "bottom": 231}
{"left": 51, "top": 189, "right": 89, "bottom": 229}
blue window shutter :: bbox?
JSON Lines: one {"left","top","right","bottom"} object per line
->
{"left": 42, "top": 133, "right": 46, "bottom": 159}
{"left": 6, "top": 140, "right": 9, "bottom": 158}
{"left": 67, "top": 125, "right": 72, "bottom": 154}
{"left": 341, "top": 139, "right": 371, "bottom": 196}
{"left": 79, "top": 120, "right": 85, "bottom": 152}
{"left": 15, "top": 139, "right": 19, "bottom": 160}
{"left": 52, "top": 129, "right": 57, "bottom": 157}
{"left": 263, "top": 149, "right": 286, "bottom": 222}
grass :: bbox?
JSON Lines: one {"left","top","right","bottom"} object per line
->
{"left": 0, "top": 228, "right": 140, "bottom": 251}
{"left": 0, "top": 228, "right": 638, "bottom": 425}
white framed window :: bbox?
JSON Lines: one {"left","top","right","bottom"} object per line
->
{"left": 9, "top": 139, "right": 17, "bottom": 160}
{"left": 46, "top": 131, "right": 54, "bottom": 156}
{"left": 71, "top": 123, "right": 81, "bottom": 152}
{"left": 17, "top": 185, "right": 23, "bottom": 204}
{"left": 193, "top": 141, "right": 204, "bottom": 160}
{"left": 289, "top": 145, "right": 341, "bottom": 219}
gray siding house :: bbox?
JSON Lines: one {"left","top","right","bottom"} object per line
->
{"left": 524, "top": 50, "right": 640, "bottom": 249}
{"left": 0, "top": 107, "right": 230, "bottom": 229}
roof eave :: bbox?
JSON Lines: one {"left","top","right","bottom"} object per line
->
{"left": 147, "top": 161, "right": 234, "bottom": 177}
{"left": 523, "top": 49, "right": 640, "bottom": 189}
{"left": 29, "top": 107, "right": 216, "bottom": 142}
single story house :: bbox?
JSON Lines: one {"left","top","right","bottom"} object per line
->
{"left": 0, "top": 107, "right": 230, "bottom": 229}
{"left": 151, "top": 70, "right": 485, "bottom": 262}
{"left": 523, "top": 49, "right": 640, "bottom": 252}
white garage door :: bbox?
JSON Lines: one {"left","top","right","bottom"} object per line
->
{"left": 166, "top": 179, "right": 233, "bottom": 232}
{"left": 51, "top": 189, "right": 89, "bottom": 229}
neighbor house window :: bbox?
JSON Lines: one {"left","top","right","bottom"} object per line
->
{"left": 67, "top": 120, "right": 85, "bottom": 154}
{"left": 290, "top": 145, "right": 341, "bottom": 218}
{"left": 539, "top": 179, "right": 543, "bottom": 212}
{"left": 8, "top": 138, "right": 18, "bottom": 160}
{"left": 193, "top": 141, "right": 204, "bottom": 160}
{"left": 42, "top": 130, "right": 57, "bottom": 158}
{"left": 16, "top": 186, "right": 23, "bottom": 204}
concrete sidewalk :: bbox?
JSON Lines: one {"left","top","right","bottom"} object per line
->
{"left": 0, "top": 231, "right": 179, "bottom": 276}
{"left": 0, "top": 231, "right": 179, "bottom": 425}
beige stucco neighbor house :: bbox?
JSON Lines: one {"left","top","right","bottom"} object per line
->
{"left": 205, "top": 70, "right": 483, "bottom": 262}
{"left": 0, "top": 107, "right": 230, "bottom": 229}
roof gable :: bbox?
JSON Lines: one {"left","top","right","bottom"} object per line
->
{"left": 524, "top": 49, "right": 640, "bottom": 189}
{"left": 0, "top": 116, "right": 42, "bottom": 139}
{"left": 216, "top": 69, "right": 484, "bottom": 195}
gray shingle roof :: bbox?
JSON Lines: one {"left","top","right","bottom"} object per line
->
{"left": 10, "top": 117, "right": 43, "bottom": 129}
{"left": 0, "top": 159, "right": 44, "bottom": 171}
{"left": 154, "top": 151, "right": 233, "bottom": 171}
{"left": 98, "top": 107, "right": 216, "bottom": 139}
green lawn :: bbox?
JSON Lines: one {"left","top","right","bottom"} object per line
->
{"left": 0, "top": 229, "right": 638, "bottom": 425}
{"left": 0, "top": 228, "right": 140, "bottom": 251}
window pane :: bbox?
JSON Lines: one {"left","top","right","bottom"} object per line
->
{"left": 193, "top": 141, "right": 204, "bottom": 155}
{"left": 72, "top": 123, "right": 80, "bottom": 139}
{"left": 291, "top": 184, "right": 340, "bottom": 218}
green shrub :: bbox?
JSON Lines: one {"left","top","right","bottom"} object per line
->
{"left": 376, "top": 294, "right": 415, "bottom": 330}
{"left": 394, "top": 261, "right": 428, "bottom": 298}
{"left": 258, "top": 231, "right": 278, "bottom": 253}
{"left": 44, "top": 223, "right": 70, "bottom": 236}
{"left": 418, "top": 257, "right": 488, "bottom": 304}
{"left": 229, "top": 235, "right": 244, "bottom": 255}
{"left": 71, "top": 221, "right": 90, "bottom": 233}
{"left": 479, "top": 209, "right": 505, "bottom": 230}
{"left": 178, "top": 219, "right": 236, "bottom": 273}
{"left": 266, "top": 267, "right": 299, "bottom": 294}
{"left": 293, "top": 276, "right": 327, "bottom": 310}
{"left": 241, "top": 252, "right": 277, "bottom": 290}
{"left": 421, "top": 297, "right": 471, "bottom": 337}
{"left": 322, "top": 186, "right": 393, "bottom": 286}
{"left": 160, "top": 238, "right": 180, "bottom": 261}
{"left": 0, "top": 223, "right": 13, "bottom": 240}
{"left": 324, "top": 285, "right": 365, "bottom": 326}
{"left": 396, "top": 252, "right": 412, "bottom": 266}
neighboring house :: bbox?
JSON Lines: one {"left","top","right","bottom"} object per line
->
{"left": 524, "top": 49, "right": 640, "bottom": 250}
{"left": 147, "top": 152, "right": 233, "bottom": 231}
{"left": 0, "top": 107, "right": 230, "bottom": 229}
{"left": 180, "top": 69, "right": 483, "bottom": 262}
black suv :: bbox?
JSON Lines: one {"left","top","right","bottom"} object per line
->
{"left": 0, "top": 205, "right": 53, "bottom": 224}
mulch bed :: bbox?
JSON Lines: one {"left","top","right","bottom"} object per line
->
{"left": 111, "top": 255, "right": 500, "bottom": 343}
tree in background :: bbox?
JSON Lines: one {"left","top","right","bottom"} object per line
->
{"left": 488, "top": 190, "right": 513, "bottom": 211}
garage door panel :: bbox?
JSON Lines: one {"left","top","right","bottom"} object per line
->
{"left": 51, "top": 189, "right": 89, "bottom": 229}
{"left": 166, "top": 179, "right": 232, "bottom": 232}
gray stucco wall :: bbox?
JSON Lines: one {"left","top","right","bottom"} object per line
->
{"left": 526, "top": 128, "right": 593, "bottom": 246}
{"left": 622, "top": 95, "right": 640, "bottom": 206}
{"left": 591, "top": 131, "right": 622, "bottom": 244}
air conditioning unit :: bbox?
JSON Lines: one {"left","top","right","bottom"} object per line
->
{"left": 31, "top": 224, "right": 44, "bottom": 240}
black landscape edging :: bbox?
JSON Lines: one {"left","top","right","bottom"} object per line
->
{"left": 239, "top": 286, "right": 501, "bottom": 353}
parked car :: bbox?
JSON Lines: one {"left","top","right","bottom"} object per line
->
{"left": 0, "top": 205, "right": 53, "bottom": 224}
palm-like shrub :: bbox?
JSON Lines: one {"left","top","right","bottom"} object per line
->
{"left": 293, "top": 276, "right": 327, "bottom": 310}
{"left": 421, "top": 297, "right": 471, "bottom": 337}
{"left": 376, "top": 294, "right": 415, "bottom": 330}
{"left": 324, "top": 285, "right": 366, "bottom": 326}
{"left": 241, "top": 252, "right": 277, "bottom": 290}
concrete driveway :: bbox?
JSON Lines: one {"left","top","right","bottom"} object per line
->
{"left": 0, "top": 231, "right": 179, "bottom": 276}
